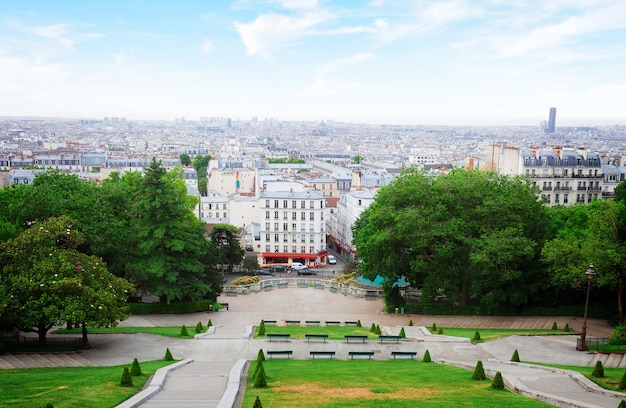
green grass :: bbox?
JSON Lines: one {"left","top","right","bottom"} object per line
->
{"left": 427, "top": 328, "right": 573, "bottom": 342}
{"left": 257, "top": 325, "right": 377, "bottom": 340}
{"left": 0, "top": 360, "right": 174, "bottom": 408}
{"left": 535, "top": 363, "right": 626, "bottom": 392}
{"left": 243, "top": 360, "right": 552, "bottom": 407}
{"left": 54, "top": 326, "right": 197, "bottom": 339}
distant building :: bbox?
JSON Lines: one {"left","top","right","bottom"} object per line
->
{"left": 545, "top": 107, "right": 557, "bottom": 133}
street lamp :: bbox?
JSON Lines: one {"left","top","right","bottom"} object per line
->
{"left": 74, "top": 262, "right": 91, "bottom": 350}
{"left": 577, "top": 263, "right": 596, "bottom": 351}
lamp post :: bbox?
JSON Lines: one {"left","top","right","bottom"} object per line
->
{"left": 577, "top": 263, "right": 596, "bottom": 351}
{"left": 74, "top": 262, "right": 91, "bottom": 350}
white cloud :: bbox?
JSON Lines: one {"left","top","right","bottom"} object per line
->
{"left": 300, "top": 52, "right": 373, "bottom": 98}
{"left": 200, "top": 39, "right": 213, "bottom": 54}
{"left": 115, "top": 49, "right": 126, "bottom": 65}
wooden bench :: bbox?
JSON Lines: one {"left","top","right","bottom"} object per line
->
{"left": 325, "top": 321, "right": 341, "bottom": 326}
{"left": 277, "top": 282, "right": 288, "bottom": 288}
{"left": 345, "top": 335, "right": 368, "bottom": 343}
{"left": 297, "top": 282, "right": 308, "bottom": 288}
{"left": 344, "top": 321, "right": 359, "bottom": 326}
{"left": 329, "top": 286, "right": 338, "bottom": 292}
{"left": 225, "top": 290, "right": 237, "bottom": 296}
{"left": 220, "top": 303, "right": 229, "bottom": 311}
{"left": 310, "top": 351, "right": 335, "bottom": 359}
{"left": 267, "top": 334, "right": 291, "bottom": 342}
{"left": 314, "top": 283, "right": 325, "bottom": 289}
{"left": 391, "top": 351, "right": 417, "bottom": 359}
{"left": 379, "top": 335, "right": 402, "bottom": 343}
{"left": 286, "top": 320, "right": 301, "bottom": 326}
{"left": 267, "top": 350, "right": 293, "bottom": 359}
{"left": 306, "top": 320, "right": 321, "bottom": 326}
{"left": 263, "top": 284, "right": 273, "bottom": 291}
{"left": 349, "top": 351, "right": 374, "bottom": 359}
{"left": 305, "top": 334, "right": 328, "bottom": 343}
{"left": 263, "top": 320, "right": 277, "bottom": 325}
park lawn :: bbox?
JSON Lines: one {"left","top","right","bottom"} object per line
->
{"left": 0, "top": 360, "right": 173, "bottom": 408}
{"left": 257, "top": 325, "right": 377, "bottom": 340}
{"left": 54, "top": 326, "right": 202, "bottom": 338}
{"left": 243, "top": 360, "right": 551, "bottom": 408}
{"left": 536, "top": 363, "right": 626, "bottom": 392}
{"left": 428, "top": 328, "right": 573, "bottom": 342}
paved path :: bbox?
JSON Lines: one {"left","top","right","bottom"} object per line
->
{"left": 3, "top": 285, "right": 625, "bottom": 407}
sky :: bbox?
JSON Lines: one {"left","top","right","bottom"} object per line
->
{"left": 1, "top": 0, "right": 625, "bottom": 126}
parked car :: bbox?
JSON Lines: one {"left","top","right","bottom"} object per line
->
{"left": 297, "top": 268, "right": 316, "bottom": 276}
{"left": 270, "top": 265, "right": 289, "bottom": 274}
{"left": 327, "top": 255, "right": 336, "bottom": 264}
{"left": 290, "top": 262, "right": 306, "bottom": 270}
{"left": 245, "top": 244, "right": 253, "bottom": 251}
{"left": 254, "top": 269, "right": 274, "bottom": 276}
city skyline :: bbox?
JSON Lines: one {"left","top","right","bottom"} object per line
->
{"left": 1, "top": 1, "right": 625, "bottom": 126}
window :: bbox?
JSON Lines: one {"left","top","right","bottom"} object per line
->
{"left": 309, "top": 223, "right": 315, "bottom": 232}
{"left": 358, "top": 199, "right": 362, "bottom": 206}
{"left": 309, "top": 246, "right": 315, "bottom": 254}
{"left": 301, "top": 235, "right": 306, "bottom": 243}
{"left": 283, "top": 211, "right": 288, "bottom": 220}
{"left": 265, "top": 222, "right": 270, "bottom": 231}
{"left": 274, "top": 211, "right": 279, "bottom": 220}
{"left": 310, "top": 235, "right": 314, "bottom": 243}
{"left": 265, "top": 211, "right": 270, "bottom": 220}
{"left": 223, "top": 204, "right": 227, "bottom": 209}
{"left": 301, "top": 213, "right": 306, "bottom": 220}
{"left": 208, "top": 204, "right": 213, "bottom": 210}
{"left": 292, "top": 246, "right": 297, "bottom": 253}
{"left": 274, "top": 200, "right": 279, "bottom": 208}
{"left": 555, "top": 194, "right": 559, "bottom": 204}
{"left": 292, "top": 200, "right": 297, "bottom": 208}
{"left": 274, "top": 234, "right": 279, "bottom": 242}
{"left": 301, "top": 246, "right": 306, "bottom": 253}
{"left": 564, "top": 194, "right": 568, "bottom": 204}
{"left": 274, "top": 223, "right": 279, "bottom": 231}
{"left": 310, "top": 212, "right": 315, "bottom": 221}
{"left": 310, "top": 201, "right": 315, "bottom": 209}
{"left": 283, "top": 223, "right": 288, "bottom": 231}
{"left": 266, "top": 245, "right": 271, "bottom": 252}
{"left": 292, "top": 223, "right": 297, "bottom": 230}
{"left": 283, "top": 245, "right": 289, "bottom": 252}
{"left": 223, "top": 212, "right": 227, "bottom": 218}
{"left": 283, "top": 200, "right": 288, "bottom": 208}
{"left": 265, "top": 233, "right": 270, "bottom": 241}
{"left": 301, "top": 201, "right": 306, "bottom": 208}
{"left": 274, "top": 245, "right": 280, "bottom": 252}
{"left": 265, "top": 200, "right": 270, "bottom": 208}
{"left": 292, "top": 212, "right": 297, "bottom": 220}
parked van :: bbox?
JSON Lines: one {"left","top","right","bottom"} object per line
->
{"left": 290, "top": 262, "right": 306, "bottom": 270}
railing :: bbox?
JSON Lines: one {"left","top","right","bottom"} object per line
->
{"left": 223, "top": 278, "right": 383, "bottom": 298}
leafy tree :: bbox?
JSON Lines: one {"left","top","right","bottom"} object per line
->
{"left": 193, "top": 154, "right": 211, "bottom": 196}
{"left": 179, "top": 153, "right": 192, "bottom": 166}
{"left": 353, "top": 168, "right": 547, "bottom": 310}
{"left": 0, "top": 216, "right": 133, "bottom": 345}
{"left": 209, "top": 224, "right": 245, "bottom": 274}
{"left": 353, "top": 155, "right": 363, "bottom": 164}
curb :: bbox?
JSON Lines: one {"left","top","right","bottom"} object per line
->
{"left": 217, "top": 359, "right": 247, "bottom": 408}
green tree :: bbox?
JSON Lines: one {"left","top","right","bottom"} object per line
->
{"left": 209, "top": 224, "right": 245, "bottom": 274}
{"left": 491, "top": 371, "right": 505, "bottom": 390}
{"left": 193, "top": 155, "right": 211, "bottom": 196}
{"left": 353, "top": 155, "right": 363, "bottom": 164}
{"left": 130, "top": 358, "right": 142, "bottom": 376}
{"left": 179, "top": 153, "right": 192, "bottom": 166}
{"left": 472, "top": 360, "right": 486, "bottom": 380}
{"left": 0, "top": 216, "right": 133, "bottom": 345}
{"left": 353, "top": 168, "right": 547, "bottom": 309}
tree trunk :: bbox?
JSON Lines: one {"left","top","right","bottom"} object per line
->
{"left": 460, "top": 281, "right": 469, "bottom": 307}
{"left": 618, "top": 287, "right": 623, "bottom": 322}
{"left": 37, "top": 322, "right": 47, "bottom": 346}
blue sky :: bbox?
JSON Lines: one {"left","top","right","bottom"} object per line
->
{"left": 1, "top": 0, "right": 624, "bottom": 126}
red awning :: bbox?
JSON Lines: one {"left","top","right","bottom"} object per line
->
{"left": 261, "top": 252, "right": 318, "bottom": 259}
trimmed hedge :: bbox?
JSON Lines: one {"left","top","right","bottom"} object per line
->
{"left": 127, "top": 300, "right": 213, "bottom": 314}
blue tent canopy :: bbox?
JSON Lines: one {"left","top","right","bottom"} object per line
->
{"left": 356, "top": 275, "right": 408, "bottom": 288}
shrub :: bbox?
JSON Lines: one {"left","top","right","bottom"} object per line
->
{"left": 253, "top": 396, "right": 263, "bottom": 408}
{"left": 408, "top": 319, "right": 413, "bottom": 326}
{"left": 472, "top": 361, "right": 486, "bottom": 380}
{"left": 399, "top": 327, "right": 406, "bottom": 338}
{"left": 610, "top": 325, "right": 626, "bottom": 345}
{"left": 196, "top": 321, "right": 204, "bottom": 333}
{"left": 164, "top": 348, "right": 174, "bottom": 361}
{"left": 431, "top": 323, "right": 437, "bottom": 331}
{"left": 619, "top": 371, "right": 626, "bottom": 389}
{"left": 592, "top": 361, "right": 604, "bottom": 378}
{"left": 231, "top": 276, "right": 260, "bottom": 286}
{"left": 422, "top": 349, "right": 432, "bottom": 362}
{"left": 551, "top": 322, "right": 558, "bottom": 330}
{"left": 257, "top": 320, "right": 266, "bottom": 336}
{"left": 563, "top": 323, "right": 570, "bottom": 332}
{"left": 375, "top": 325, "right": 382, "bottom": 335}
{"left": 207, "top": 319, "right": 213, "bottom": 327}
{"left": 619, "top": 401, "right": 626, "bottom": 408}
{"left": 254, "top": 362, "right": 267, "bottom": 388}
{"left": 437, "top": 328, "right": 443, "bottom": 335}
{"left": 370, "top": 323, "right": 376, "bottom": 333}
{"left": 181, "top": 325, "right": 189, "bottom": 336}
{"left": 130, "top": 358, "right": 142, "bottom": 376}
{"left": 121, "top": 367, "right": 133, "bottom": 386}
{"left": 357, "top": 320, "right": 362, "bottom": 327}
{"left": 472, "top": 331, "right": 481, "bottom": 341}
{"left": 257, "top": 349, "right": 266, "bottom": 362}
{"left": 491, "top": 371, "right": 504, "bottom": 390}
{"left": 511, "top": 349, "right": 520, "bottom": 362}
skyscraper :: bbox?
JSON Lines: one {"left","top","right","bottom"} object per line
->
{"left": 546, "top": 107, "right": 556, "bottom": 133}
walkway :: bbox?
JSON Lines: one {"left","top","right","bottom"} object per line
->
{"left": 2, "top": 286, "right": 624, "bottom": 407}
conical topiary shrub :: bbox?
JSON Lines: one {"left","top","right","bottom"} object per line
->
{"left": 592, "top": 360, "right": 605, "bottom": 378}
{"left": 164, "top": 348, "right": 174, "bottom": 361}
{"left": 207, "top": 319, "right": 213, "bottom": 327}
{"left": 491, "top": 371, "right": 504, "bottom": 390}
{"left": 375, "top": 325, "right": 382, "bottom": 335}
{"left": 257, "top": 349, "right": 266, "bottom": 362}
{"left": 619, "top": 371, "right": 626, "bottom": 389}
{"left": 257, "top": 320, "right": 266, "bottom": 336}
{"left": 252, "top": 359, "right": 262, "bottom": 379}
{"left": 253, "top": 396, "right": 263, "bottom": 408}
{"left": 370, "top": 323, "right": 376, "bottom": 333}
{"left": 511, "top": 349, "right": 520, "bottom": 362}
{"left": 423, "top": 349, "right": 432, "bottom": 363}
{"left": 551, "top": 322, "right": 558, "bottom": 330}
{"left": 254, "top": 362, "right": 267, "bottom": 388}
{"left": 472, "top": 360, "right": 486, "bottom": 380}
{"left": 357, "top": 320, "right": 362, "bottom": 327}
{"left": 472, "top": 331, "right": 481, "bottom": 341}
{"left": 408, "top": 319, "right": 413, "bottom": 326}
{"left": 181, "top": 325, "right": 189, "bottom": 336}
{"left": 431, "top": 323, "right": 437, "bottom": 332}
{"left": 196, "top": 321, "right": 204, "bottom": 333}
{"left": 618, "top": 401, "right": 626, "bottom": 408}
{"left": 399, "top": 327, "right": 406, "bottom": 338}
{"left": 130, "top": 358, "right": 142, "bottom": 376}
{"left": 121, "top": 367, "right": 133, "bottom": 386}
{"left": 437, "top": 328, "right": 443, "bottom": 335}
{"left": 563, "top": 323, "right": 570, "bottom": 332}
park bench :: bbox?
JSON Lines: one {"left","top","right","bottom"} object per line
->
{"left": 277, "top": 282, "right": 288, "bottom": 288}
{"left": 344, "top": 321, "right": 359, "bottom": 326}
{"left": 225, "top": 290, "right": 237, "bottom": 296}
{"left": 267, "top": 350, "right": 293, "bottom": 359}
{"left": 329, "top": 286, "right": 338, "bottom": 292}
{"left": 325, "top": 321, "right": 341, "bottom": 326}
{"left": 297, "top": 282, "right": 308, "bottom": 288}
{"left": 263, "top": 284, "right": 273, "bottom": 291}
{"left": 391, "top": 351, "right": 417, "bottom": 359}
{"left": 305, "top": 334, "right": 328, "bottom": 343}
{"left": 286, "top": 320, "right": 301, "bottom": 326}
{"left": 310, "top": 351, "right": 335, "bottom": 359}
{"left": 314, "top": 283, "right": 325, "bottom": 289}
{"left": 267, "top": 334, "right": 291, "bottom": 342}
{"left": 305, "top": 320, "right": 321, "bottom": 326}
{"left": 345, "top": 335, "right": 368, "bottom": 343}
{"left": 220, "top": 303, "right": 229, "bottom": 311}
{"left": 263, "top": 320, "right": 277, "bottom": 325}
{"left": 378, "top": 335, "right": 402, "bottom": 343}
{"left": 349, "top": 351, "right": 374, "bottom": 359}
{"left": 364, "top": 294, "right": 378, "bottom": 300}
